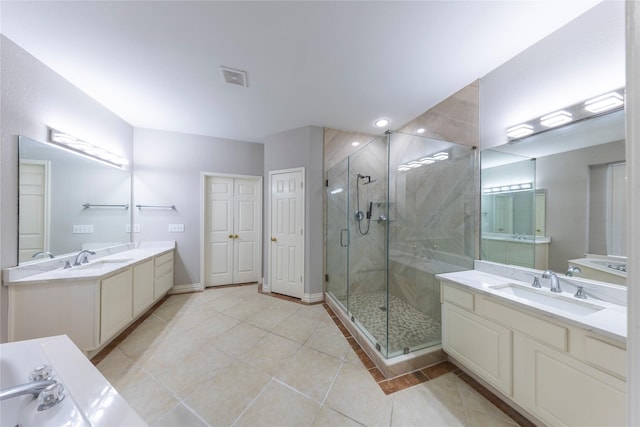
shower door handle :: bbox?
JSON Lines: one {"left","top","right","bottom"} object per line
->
{"left": 340, "top": 229, "right": 350, "bottom": 247}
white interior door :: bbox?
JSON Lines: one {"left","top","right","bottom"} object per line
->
{"left": 205, "top": 175, "right": 261, "bottom": 287}
{"left": 19, "top": 160, "right": 49, "bottom": 262}
{"left": 206, "top": 176, "right": 234, "bottom": 286}
{"left": 270, "top": 169, "right": 304, "bottom": 298}
{"left": 233, "top": 178, "right": 261, "bottom": 284}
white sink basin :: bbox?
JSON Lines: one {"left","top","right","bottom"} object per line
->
{"left": 73, "top": 258, "right": 134, "bottom": 270}
{"left": 490, "top": 283, "right": 605, "bottom": 315}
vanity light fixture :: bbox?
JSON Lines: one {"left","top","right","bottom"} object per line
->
{"left": 506, "top": 88, "right": 624, "bottom": 142}
{"left": 397, "top": 150, "right": 450, "bottom": 172}
{"left": 540, "top": 110, "right": 573, "bottom": 128}
{"left": 482, "top": 182, "right": 533, "bottom": 194}
{"left": 374, "top": 118, "right": 389, "bottom": 128}
{"left": 49, "top": 129, "right": 129, "bottom": 168}
{"left": 584, "top": 92, "right": 624, "bottom": 113}
{"left": 506, "top": 124, "right": 534, "bottom": 139}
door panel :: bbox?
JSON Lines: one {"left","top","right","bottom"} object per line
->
{"left": 206, "top": 177, "right": 234, "bottom": 286}
{"left": 205, "top": 176, "right": 261, "bottom": 286}
{"left": 270, "top": 170, "right": 303, "bottom": 298}
{"left": 233, "top": 179, "right": 260, "bottom": 283}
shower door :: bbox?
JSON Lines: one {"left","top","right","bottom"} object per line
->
{"left": 325, "top": 157, "right": 349, "bottom": 312}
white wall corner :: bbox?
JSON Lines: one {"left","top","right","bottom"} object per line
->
{"left": 169, "top": 283, "right": 202, "bottom": 294}
{"left": 262, "top": 278, "right": 270, "bottom": 293}
{"left": 302, "top": 292, "right": 324, "bottom": 304}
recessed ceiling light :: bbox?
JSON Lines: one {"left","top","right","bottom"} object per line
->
{"left": 416, "top": 128, "right": 426, "bottom": 134}
{"left": 351, "top": 141, "right": 360, "bottom": 147}
{"left": 374, "top": 118, "right": 389, "bottom": 128}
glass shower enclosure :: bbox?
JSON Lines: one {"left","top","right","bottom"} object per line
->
{"left": 326, "top": 131, "right": 477, "bottom": 358}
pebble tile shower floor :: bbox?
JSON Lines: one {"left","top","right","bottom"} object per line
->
{"left": 340, "top": 291, "right": 441, "bottom": 355}
{"left": 93, "top": 284, "right": 524, "bottom": 426}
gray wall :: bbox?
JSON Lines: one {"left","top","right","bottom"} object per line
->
{"left": 0, "top": 36, "right": 134, "bottom": 342}
{"left": 480, "top": 1, "right": 624, "bottom": 150}
{"left": 537, "top": 140, "right": 625, "bottom": 272}
{"left": 133, "top": 128, "right": 264, "bottom": 286}
{"left": 263, "top": 126, "right": 324, "bottom": 297}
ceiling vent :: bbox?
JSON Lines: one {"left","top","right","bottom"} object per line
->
{"left": 220, "top": 66, "right": 248, "bottom": 88}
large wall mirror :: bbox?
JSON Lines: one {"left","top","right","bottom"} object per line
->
{"left": 481, "top": 109, "right": 626, "bottom": 285}
{"left": 18, "top": 136, "right": 132, "bottom": 263}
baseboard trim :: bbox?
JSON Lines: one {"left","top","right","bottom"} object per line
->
{"left": 302, "top": 292, "right": 324, "bottom": 304}
{"left": 262, "top": 282, "right": 271, "bottom": 293}
{"left": 169, "top": 283, "right": 201, "bottom": 294}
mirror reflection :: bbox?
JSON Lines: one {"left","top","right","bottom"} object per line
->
{"left": 481, "top": 108, "right": 626, "bottom": 285}
{"left": 18, "top": 136, "right": 132, "bottom": 263}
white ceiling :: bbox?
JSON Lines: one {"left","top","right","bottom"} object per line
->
{"left": 0, "top": 1, "right": 601, "bottom": 143}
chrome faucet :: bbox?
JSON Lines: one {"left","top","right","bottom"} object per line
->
{"left": 32, "top": 251, "right": 55, "bottom": 259}
{"left": 542, "top": 270, "right": 562, "bottom": 293}
{"left": 0, "top": 380, "right": 56, "bottom": 401}
{"left": 72, "top": 249, "right": 96, "bottom": 266}
{"left": 566, "top": 266, "right": 582, "bottom": 277}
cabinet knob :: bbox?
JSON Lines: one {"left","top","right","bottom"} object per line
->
{"left": 271, "top": 237, "right": 277, "bottom": 242}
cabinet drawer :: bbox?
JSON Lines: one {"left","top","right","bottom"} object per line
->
{"left": 155, "top": 251, "right": 173, "bottom": 267}
{"left": 584, "top": 336, "right": 627, "bottom": 378}
{"left": 155, "top": 262, "right": 173, "bottom": 278}
{"left": 480, "top": 298, "right": 567, "bottom": 352}
{"left": 442, "top": 283, "right": 474, "bottom": 311}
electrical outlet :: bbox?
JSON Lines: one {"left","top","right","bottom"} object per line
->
{"left": 168, "top": 223, "right": 185, "bottom": 232}
{"left": 127, "top": 224, "right": 141, "bottom": 233}
{"left": 72, "top": 225, "right": 94, "bottom": 234}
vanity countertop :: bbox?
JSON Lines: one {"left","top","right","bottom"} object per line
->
{"left": 3, "top": 243, "right": 174, "bottom": 285}
{"left": 437, "top": 270, "right": 626, "bottom": 343}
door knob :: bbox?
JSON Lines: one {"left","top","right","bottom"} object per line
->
{"left": 228, "top": 234, "right": 234, "bottom": 239}
{"left": 271, "top": 237, "right": 277, "bottom": 242}
{"left": 234, "top": 234, "right": 239, "bottom": 239}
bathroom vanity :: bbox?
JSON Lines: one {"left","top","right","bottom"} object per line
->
{"left": 438, "top": 269, "right": 626, "bottom": 427}
{"left": 3, "top": 242, "right": 174, "bottom": 357}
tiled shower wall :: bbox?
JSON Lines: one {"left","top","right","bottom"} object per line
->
{"left": 323, "top": 80, "right": 480, "bottom": 349}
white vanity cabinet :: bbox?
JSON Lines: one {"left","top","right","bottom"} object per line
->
{"left": 133, "top": 259, "right": 155, "bottom": 317}
{"left": 154, "top": 251, "right": 174, "bottom": 298}
{"left": 7, "top": 249, "right": 174, "bottom": 355}
{"left": 100, "top": 269, "right": 133, "bottom": 345}
{"left": 442, "top": 285, "right": 512, "bottom": 395}
{"left": 441, "top": 280, "right": 627, "bottom": 426}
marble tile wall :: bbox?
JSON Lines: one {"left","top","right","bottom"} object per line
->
{"left": 323, "top": 79, "right": 480, "bottom": 352}
{"left": 398, "top": 80, "right": 480, "bottom": 148}
{"left": 347, "top": 137, "right": 388, "bottom": 296}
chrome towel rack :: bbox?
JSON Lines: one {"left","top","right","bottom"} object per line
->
{"left": 135, "top": 204, "right": 176, "bottom": 210}
{"left": 83, "top": 203, "right": 129, "bottom": 209}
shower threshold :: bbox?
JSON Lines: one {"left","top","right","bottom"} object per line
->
{"left": 325, "top": 292, "right": 445, "bottom": 379}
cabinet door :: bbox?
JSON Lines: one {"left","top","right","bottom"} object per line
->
{"left": 100, "top": 269, "right": 133, "bottom": 344}
{"left": 154, "top": 252, "right": 174, "bottom": 299}
{"left": 442, "top": 303, "right": 512, "bottom": 395}
{"left": 133, "top": 260, "right": 154, "bottom": 317}
{"left": 518, "top": 335, "right": 626, "bottom": 427}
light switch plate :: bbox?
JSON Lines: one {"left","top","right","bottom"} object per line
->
{"left": 168, "top": 224, "right": 185, "bottom": 232}
{"left": 73, "top": 225, "right": 94, "bottom": 234}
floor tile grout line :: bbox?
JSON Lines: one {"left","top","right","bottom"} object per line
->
{"left": 318, "top": 359, "right": 346, "bottom": 406}
{"left": 229, "top": 377, "right": 274, "bottom": 427}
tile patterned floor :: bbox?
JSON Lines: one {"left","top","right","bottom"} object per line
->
{"left": 92, "top": 284, "right": 527, "bottom": 426}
